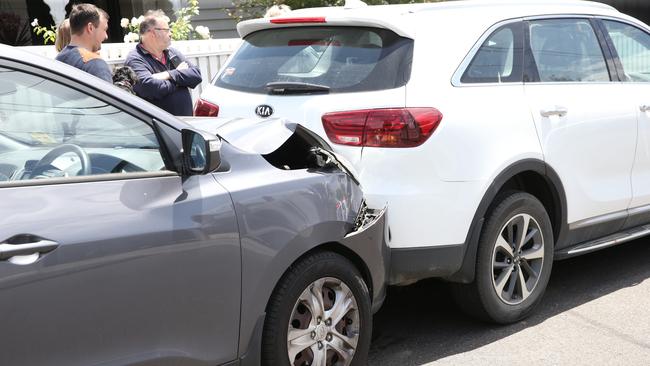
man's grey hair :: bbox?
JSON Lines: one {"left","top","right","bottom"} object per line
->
{"left": 139, "top": 10, "right": 167, "bottom": 35}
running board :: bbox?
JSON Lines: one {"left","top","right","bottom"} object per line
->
{"left": 556, "top": 224, "right": 650, "bottom": 259}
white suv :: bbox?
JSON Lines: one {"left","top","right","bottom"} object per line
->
{"left": 198, "top": 0, "right": 650, "bottom": 323}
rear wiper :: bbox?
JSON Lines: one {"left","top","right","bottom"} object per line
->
{"left": 266, "top": 81, "right": 330, "bottom": 95}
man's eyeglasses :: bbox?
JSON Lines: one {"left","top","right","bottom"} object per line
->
{"left": 154, "top": 28, "right": 171, "bottom": 33}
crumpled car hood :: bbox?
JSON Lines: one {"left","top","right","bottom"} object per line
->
{"left": 182, "top": 117, "right": 361, "bottom": 184}
{"left": 182, "top": 117, "right": 294, "bottom": 155}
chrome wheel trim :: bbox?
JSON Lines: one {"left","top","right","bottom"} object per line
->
{"left": 287, "top": 277, "right": 360, "bottom": 366}
{"left": 491, "top": 213, "right": 545, "bottom": 305}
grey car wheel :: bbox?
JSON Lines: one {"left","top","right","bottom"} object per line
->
{"left": 262, "top": 251, "right": 371, "bottom": 366}
{"left": 288, "top": 277, "right": 360, "bottom": 366}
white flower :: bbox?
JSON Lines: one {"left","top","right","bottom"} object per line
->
{"left": 195, "top": 25, "right": 210, "bottom": 39}
{"left": 131, "top": 17, "right": 139, "bottom": 26}
{"left": 120, "top": 18, "right": 129, "bottom": 28}
{"left": 31, "top": 18, "right": 39, "bottom": 27}
{"left": 123, "top": 32, "right": 140, "bottom": 43}
{"left": 138, "top": 15, "right": 145, "bottom": 24}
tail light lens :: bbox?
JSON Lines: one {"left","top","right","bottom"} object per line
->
{"left": 194, "top": 99, "right": 219, "bottom": 117}
{"left": 322, "top": 108, "right": 442, "bottom": 148}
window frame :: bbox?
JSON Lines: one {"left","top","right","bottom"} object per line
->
{"left": 523, "top": 16, "right": 616, "bottom": 84}
{"left": 453, "top": 14, "right": 625, "bottom": 87}
{"left": 459, "top": 21, "right": 525, "bottom": 84}
{"left": 0, "top": 60, "right": 179, "bottom": 189}
{"left": 594, "top": 17, "right": 650, "bottom": 83}
{"left": 452, "top": 17, "right": 524, "bottom": 87}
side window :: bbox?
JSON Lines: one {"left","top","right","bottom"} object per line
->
{"left": 603, "top": 20, "right": 650, "bottom": 82}
{"left": 461, "top": 22, "right": 523, "bottom": 83}
{"left": 528, "top": 19, "right": 610, "bottom": 82}
{"left": 0, "top": 66, "right": 166, "bottom": 184}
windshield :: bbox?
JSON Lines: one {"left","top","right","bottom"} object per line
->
{"left": 215, "top": 26, "right": 413, "bottom": 94}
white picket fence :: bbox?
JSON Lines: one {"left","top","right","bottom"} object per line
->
{"left": 20, "top": 39, "right": 241, "bottom": 101}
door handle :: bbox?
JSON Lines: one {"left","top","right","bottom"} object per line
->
{"left": 640, "top": 105, "right": 650, "bottom": 112}
{"left": 0, "top": 239, "right": 59, "bottom": 260}
{"left": 540, "top": 106, "right": 568, "bottom": 118}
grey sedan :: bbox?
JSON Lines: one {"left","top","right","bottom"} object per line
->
{"left": 0, "top": 45, "right": 387, "bottom": 366}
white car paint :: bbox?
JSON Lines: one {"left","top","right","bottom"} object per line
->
{"left": 199, "top": 0, "right": 650, "bottom": 269}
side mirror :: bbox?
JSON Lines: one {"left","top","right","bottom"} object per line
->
{"left": 181, "top": 128, "right": 221, "bottom": 175}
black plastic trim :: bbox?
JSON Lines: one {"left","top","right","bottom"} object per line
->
{"left": 624, "top": 205, "right": 650, "bottom": 229}
{"left": 388, "top": 244, "right": 465, "bottom": 285}
{"left": 448, "top": 159, "right": 567, "bottom": 283}
{"left": 590, "top": 18, "right": 621, "bottom": 82}
{"left": 523, "top": 20, "right": 540, "bottom": 82}
{"left": 565, "top": 215, "right": 626, "bottom": 245}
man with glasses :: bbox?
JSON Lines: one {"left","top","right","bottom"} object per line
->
{"left": 125, "top": 10, "right": 202, "bottom": 116}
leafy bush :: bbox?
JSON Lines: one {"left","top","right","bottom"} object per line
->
{"left": 30, "top": 18, "right": 56, "bottom": 45}
{"left": 122, "top": 0, "right": 211, "bottom": 42}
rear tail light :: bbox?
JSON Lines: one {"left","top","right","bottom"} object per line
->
{"left": 194, "top": 99, "right": 219, "bottom": 117}
{"left": 322, "top": 108, "right": 442, "bottom": 148}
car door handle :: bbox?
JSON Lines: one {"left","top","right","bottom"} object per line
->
{"left": 640, "top": 105, "right": 650, "bottom": 112}
{"left": 540, "top": 106, "right": 568, "bottom": 118}
{"left": 0, "top": 239, "right": 59, "bottom": 260}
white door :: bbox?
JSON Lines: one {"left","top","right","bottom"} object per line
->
{"left": 523, "top": 18, "right": 637, "bottom": 224}
{"left": 600, "top": 19, "right": 650, "bottom": 222}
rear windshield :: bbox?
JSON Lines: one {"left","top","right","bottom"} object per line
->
{"left": 215, "top": 26, "right": 414, "bottom": 94}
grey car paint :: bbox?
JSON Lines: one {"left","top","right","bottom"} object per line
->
{"left": 0, "top": 45, "right": 388, "bottom": 365}
{"left": 0, "top": 175, "right": 241, "bottom": 366}
{"left": 184, "top": 117, "right": 389, "bottom": 361}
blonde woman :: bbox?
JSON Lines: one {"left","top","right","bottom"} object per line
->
{"left": 54, "top": 18, "right": 70, "bottom": 52}
{"left": 264, "top": 4, "right": 291, "bottom": 18}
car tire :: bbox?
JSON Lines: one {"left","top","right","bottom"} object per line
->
{"left": 261, "top": 251, "right": 372, "bottom": 366}
{"left": 453, "top": 191, "right": 554, "bottom": 324}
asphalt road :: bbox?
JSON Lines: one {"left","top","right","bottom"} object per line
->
{"left": 369, "top": 238, "right": 650, "bottom": 365}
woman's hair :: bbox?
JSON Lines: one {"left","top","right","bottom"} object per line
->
{"left": 55, "top": 18, "right": 71, "bottom": 52}
{"left": 264, "top": 4, "right": 291, "bottom": 18}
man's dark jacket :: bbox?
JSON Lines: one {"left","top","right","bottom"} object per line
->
{"left": 125, "top": 44, "right": 202, "bottom": 116}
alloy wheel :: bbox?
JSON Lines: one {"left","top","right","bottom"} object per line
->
{"left": 491, "top": 213, "right": 545, "bottom": 305}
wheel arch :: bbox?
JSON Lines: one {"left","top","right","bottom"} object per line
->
{"left": 239, "top": 239, "right": 378, "bottom": 366}
{"left": 448, "top": 159, "right": 567, "bottom": 283}
{"left": 265, "top": 242, "right": 376, "bottom": 311}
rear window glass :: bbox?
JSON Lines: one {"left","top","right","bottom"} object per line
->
{"left": 215, "top": 26, "right": 414, "bottom": 94}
